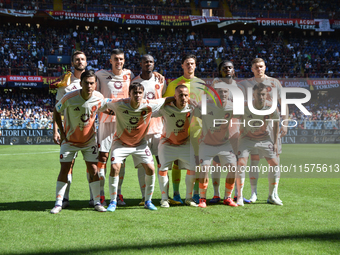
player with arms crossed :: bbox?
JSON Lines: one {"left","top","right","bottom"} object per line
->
{"left": 52, "top": 50, "right": 93, "bottom": 208}
{"left": 153, "top": 85, "right": 198, "bottom": 208}
{"left": 194, "top": 87, "right": 238, "bottom": 208}
{"left": 51, "top": 70, "right": 109, "bottom": 214}
{"left": 235, "top": 82, "right": 282, "bottom": 206}
{"left": 163, "top": 54, "right": 204, "bottom": 204}
{"left": 105, "top": 83, "right": 175, "bottom": 212}
{"left": 237, "top": 58, "right": 287, "bottom": 203}
{"left": 131, "top": 54, "right": 166, "bottom": 205}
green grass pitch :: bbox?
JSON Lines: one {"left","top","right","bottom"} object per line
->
{"left": 0, "top": 144, "right": 339, "bottom": 254}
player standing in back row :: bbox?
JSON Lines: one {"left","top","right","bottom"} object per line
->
{"left": 131, "top": 54, "right": 166, "bottom": 205}
{"left": 95, "top": 49, "right": 134, "bottom": 206}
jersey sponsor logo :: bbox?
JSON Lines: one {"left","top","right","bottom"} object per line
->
{"left": 170, "top": 113, "right": 175, "bottom": 117}
{"left": 225, "top": 113, "right": 230, "bottom": 118}
{"left": 123, "top": 110, "right": 129, "bottom": 114}
{"left": 176, "top": 119, "right": 185, "bottom": 128}
{"left": 129, "top": 116, "right": 139, "bottom": 125}
{"left": 81, "top": 113, "right": 89, "bottom": 122}
{"left": 146, "top": 92, "right": 155, "bottom": 99}
{"left": 74, "top": 107, "right": 80, "bottom": 111}
{"left": 114, "top": 81, "right": 122, "bottom": 90}
{"left": 155, "top": 84, "right": 160, "bottom": 90}
{"left": 107, "top": 76, "right": 112, "bottom": 79}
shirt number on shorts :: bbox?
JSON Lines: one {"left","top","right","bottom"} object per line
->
{"left": 145, "top": 149, "right": 151, "bottom": 156}
{"left": 92, "top": 145, "right": 98, "bottom": 154}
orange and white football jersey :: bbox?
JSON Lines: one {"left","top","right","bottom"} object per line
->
{"left": 194, "top": 100, "right": 233, "bottom": 146}
{"left": 96, "top": 69, "right": 134, "bottom": 123}
{"left": 153, "top": 102, "right": 194, "bottom": 146}
{"left": 56, "top": 90, "right": 107, "bottom": 147}
{"left": 56, "top": 73, "right": 81, "bottom": 101}
{"left": 132, "top": 74, "right": 165, "bottom": 134}
{"left": 239, "top": 101, "right": 280, "bottom": 141}
{"left": 107, "top": 98, "right": 165, "bottom": 147}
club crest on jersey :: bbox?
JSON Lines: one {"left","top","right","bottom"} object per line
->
{"left": 200, "top": 159, "right": 203, "bottom": 163}
{"left": 60, "top": 154, "right": 63, "bottom": 159}
{"left": 264, "top": 115, "right": 270, "bottom": 120}
{"left": 81, "top": 113, "right": 89, "bottom": 122}
{"left": 129, "top": 116, "right": 139, "bottom": 125}
{"left": 267, "top": 86, "right": 272, "bottom": 92}
{"left": 114, "top": 81, "right": 122, "bottom": 90}
{"left": 155, "top": 84, "right": 160, "bottom": 90}
{"left": 91, "top": 106, "right": 97, "bottom": 112}
{"left": 123, "top": 75, "right": 127, "bottom": 80}
{"left": 111, "top": 157, "right": 115, "bottom": 161}
{"left": 146, "top": 92, "right": 155, "bottom": 99}
{"left": 268, "top": 144, "right": 273, "bottom": 150}
{"left": 186, "top": 112, "right": 191, "bottom": 118}
{"left": 176, "top": 119, "right": 185, "bottom": 128}
{"left": 189, "top": 93, "right": 196, "bottom": 100}
{"left": 225, "top": 113, "right": 230, "bottom": 118}
{"left": 141, "top": 110, "right": 147, "bottom": 116}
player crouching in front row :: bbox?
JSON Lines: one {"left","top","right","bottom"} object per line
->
{"left": 51, "top": 70, "right": 111, "bottom": 214}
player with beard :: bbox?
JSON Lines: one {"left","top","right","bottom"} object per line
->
{"left": 52, "top": 51, "right": 93, "bottom": 208}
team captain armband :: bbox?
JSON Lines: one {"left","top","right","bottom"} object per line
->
{"left": 50, "top": 71, "right": 72, "bottom": 89}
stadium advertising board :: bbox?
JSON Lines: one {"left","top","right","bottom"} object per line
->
{"left": 6, "top": 76, "right": 43, "bottom": 88}
{"left": 282, "top": 129, "right": 340, "bottom": 144}
{"left": 0, "top": 129, "right": 54, "bottom": 145}
{"left": 256, "top": 18, "right": 317, "bottom": 30}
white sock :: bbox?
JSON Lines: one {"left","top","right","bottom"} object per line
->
{"left": 268, "top": 164, "right": 280, "bottom": 197}
{"left": 274, "top": 157, "right": 280, "bottom": 197}
{"left": 55, "top": 181, "right": 68, "bottom": 207}
{"left": 64, "top": 174, "right": 72, "bottom": 200}
{"left": 145, "top": 174, "right": 155, "bottom": 201}
{"left": 89, "top": 181, "right": 101, "bottom": 205}
{"left": 108, "top": 176, "right": 119, "bottom": 202}
{"left": 158, "top": 170, "right": 168, "bottom": 200}
{"left": 249, "top": 160, "right": 259, "bottom": 195}
{"left": 98, "top": 162, "right": 106, "bottom": 197}
{"left": 185, "top": 170, "right": 196, "bottom": 200}
{"left": 87, "top": 171, "right": 93, "bottom": 200}
{"left": 138, "top": 165, "right": 146, "bottom": 198}
{"left": 118, "top": 163, "right": 125, "bottom": 195}
{"left": 211, "top": 170, "right": 221, "bottom": 197}
{"left": 236, "top": 165, "right": 245, "bottom": 199}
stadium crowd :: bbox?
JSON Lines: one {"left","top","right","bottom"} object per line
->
{"left": 1, "top": 23, "right": 340, "bottom": 79}
{"left": 0, "top": 90, "right": 54, "bottom": 129}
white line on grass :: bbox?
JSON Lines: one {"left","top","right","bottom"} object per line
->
{"left": 0, "top": 151, "right": 60, "bottom": 156}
